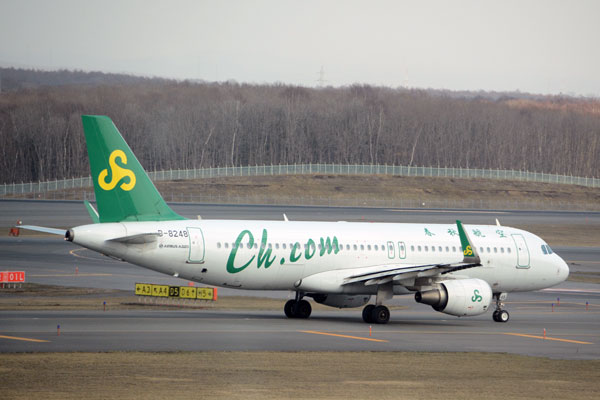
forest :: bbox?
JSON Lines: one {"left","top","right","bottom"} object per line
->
{"left": 1, "top": 68, "right": 599, "bottom": 184}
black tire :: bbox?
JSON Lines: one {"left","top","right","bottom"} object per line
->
{"left": 492, "top": 310, "right": 500, "bottom": 322}
{"left": 371, "top": 305, "right": 390, "bottom": 324}
{"left": 296, "top": 299, "right": 312, "bottom": 319}
{"left": 498, "top": 310, "right": 509, "bottom": 323}
{"left": 362, "top": 304, "right": 375, "bottom": 323}
{"left": 284, "top": 299, "right": 296, "bottom": 318}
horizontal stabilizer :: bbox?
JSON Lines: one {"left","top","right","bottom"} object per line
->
{"left": 18, "top": 225, "right": 66, "bottom": 236}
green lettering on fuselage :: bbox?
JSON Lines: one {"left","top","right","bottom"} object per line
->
{"left": 226, "top": 229, "right": 339, "bottom": 274}
{"left": 226, "top": 230, "right": 255, "bottom": 274}
{"left": 257, "top": 229, "right": 276, "bottom": 268}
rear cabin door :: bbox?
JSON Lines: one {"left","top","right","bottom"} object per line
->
{"left": 187, "top": 227, "right": 205, "bottom": 263}
{"left": 511, "top": 234, "right": 530, "bottom": 268}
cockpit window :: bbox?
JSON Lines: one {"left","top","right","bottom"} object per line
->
{"left": 541, "top": 244, "right": 554, "bottom": 255}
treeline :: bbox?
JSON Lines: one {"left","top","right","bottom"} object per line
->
{"left": 1, "top": 74, "right": 599, "bottom": 184}
{"left": 0, "top": 67, "right": 170, "bottom": 91}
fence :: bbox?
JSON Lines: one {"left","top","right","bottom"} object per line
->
{"left": 1, "top": 164, "right": 598, "bottom": 197}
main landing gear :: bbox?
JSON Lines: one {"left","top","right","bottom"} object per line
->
{"left": 492, "top": 292, "right": 509, "bottom": 323}
{"left": 362, "top": 304, "right": 390, "bottom": 324}
{"left": 284, "top": 292, "right": 312, "bottom": 319}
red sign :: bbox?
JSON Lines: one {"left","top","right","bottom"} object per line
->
{"left": 0, "top": 271, "right": 25, "bottom": 283}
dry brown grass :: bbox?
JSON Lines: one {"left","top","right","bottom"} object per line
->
{"left": 9, "top": 174, "right": 600, "bottom": 210}
{"left": 0, "top": 352, "right": 598, "bottom": 399}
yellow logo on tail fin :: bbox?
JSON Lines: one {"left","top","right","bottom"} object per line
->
{"left": 98, "top": 150, "right": 136, "bottom": 191}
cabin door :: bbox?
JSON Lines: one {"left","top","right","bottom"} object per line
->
{"left": 187, "top": 227, "right": 205, "bottom": 263}
{"left": 511, "top": 234, "right": 530, "bottom": 268}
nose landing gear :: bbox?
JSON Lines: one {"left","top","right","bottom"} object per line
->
{"left": 492, "top": 293, "right": 509, "bottom": 322}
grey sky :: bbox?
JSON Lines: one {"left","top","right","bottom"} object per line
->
{"left": 1, "top": 0, "right": 598, "bottom": 96}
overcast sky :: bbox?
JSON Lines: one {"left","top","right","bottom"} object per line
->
{"left": 1, "top": 0, "right": 598, "bottom": 96}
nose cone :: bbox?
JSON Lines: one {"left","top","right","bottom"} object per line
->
{"left": 557, "top": 257, "right": 570, "bottom": 283}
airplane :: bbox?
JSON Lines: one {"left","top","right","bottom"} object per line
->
{"left": 20, "top": 115, "right": 570, "bottom": 324}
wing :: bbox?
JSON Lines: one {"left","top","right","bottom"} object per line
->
{"left": 342, "top": 261, "right": 480, "bottom": 286}
{"left": 344, "top": 219, "right": 481, "bottom": 286}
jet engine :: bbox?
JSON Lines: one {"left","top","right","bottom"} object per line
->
{"left": 312, "top": 294, "right": 371, "bottom": 309}
{"left": 414, "top": 278, "right": 492, "bottom": 317}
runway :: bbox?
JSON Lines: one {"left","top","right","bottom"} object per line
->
{"left": 1, "top": 200, "right": 599, "bottom": 359}
{"left": 1, "top": 292, "right": 599, "bottom": 359}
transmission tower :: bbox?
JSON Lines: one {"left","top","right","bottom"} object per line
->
{"left": 317, "top": 66, "right": 327, "bottom": 87}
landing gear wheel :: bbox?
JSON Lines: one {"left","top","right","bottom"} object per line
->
{"left": 371, "top": 305, "right": 390, "bottom": 324}
{"left": 295, "top": 299, "right": 312, "bottom": 319}
{"left": 284, "top": 299, "right": 296, "bottom": 318}
{"left": 362, "top": 304, "right": 375, "bottom": 323}
{"left": 492, "top": 293, "right": 509, "bottom": 323}
{"left": 492, "top": 310, "right": 500, "bottom": 322}
{"left": 498, "top": 310, "right": 509, "bottom": 323}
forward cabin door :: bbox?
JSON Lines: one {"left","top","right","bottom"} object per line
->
{"left": 187, "top": 227, "right": 205, "bottom": 263}
{"left": 511, "top": 234, "right": 530, "bottom": 268}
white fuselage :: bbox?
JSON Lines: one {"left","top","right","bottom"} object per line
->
{"left": 70, "top": 219, "right": 569, "bottom": 296}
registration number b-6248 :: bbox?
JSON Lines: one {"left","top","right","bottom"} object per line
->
{"left": 158, "top": 229, "right": 189, "bottom": 238}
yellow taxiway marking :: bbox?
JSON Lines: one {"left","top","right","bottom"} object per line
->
{"left": 388, "top": 209, "right": 508, "bottom": 214}
{"left": 0, "top": 335, "right": 49, "bottom": 343}
{"left": 301, "top": 330, "right": 388, "bottom": 343}
{"left": 504, "top": 333, "right": 593, "bottom": 345}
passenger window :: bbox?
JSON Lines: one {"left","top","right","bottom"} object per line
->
{"left": 346, "top": 244, "right": 350, "bottom": 250}
{"left": 360, "top": 245, "right": 364, "bottom": 251}
{"left": 480, "top": 247, "right": 484, "bottom": 253}
{"left": 494, "top": 247, "right": 497, "bottom": 253}
{"left": 438, "top": 246, "right": 442, "bottom": 252}
{"left": 500, "top": 248, "right": 504, "bottom": 253}
{"left": 507, "top": 248, "right": 511, "bottom": 253}
{"left": 374, "top": 245, "right": 378, "bottom": 251}
{"left": 424, "top": 246, "right": 429, "bottom": 252}
{"left": 248, "top": 242, "right": 252, "bottom": 249}
{"left": 217, "top": 242, "right": 221, "bottom": 248}
{"left": 224, "top": 243, "right": 229, "bottom": 249}
{"left": 431, "top": 246, "right": 435, "bottom": 252}
{"left": 411, "top": 245, "right": 415, "bottom": 251}
{"left": 452, "top": 246, "right": 456, "bottom": 252}
{"left": 445, "top": 246, "right": 449, "bottom": 252}
{"left": 353, "top": 244, "right": 357, "bottom": 250}
{"left": 418, "top": 246, "right": 422, "bottom": 252}
{"left": 486, "top": 247, "right": 491, "bottom": 253}
{"left": 283, "top": 243, "right": 287, "bottom": 249}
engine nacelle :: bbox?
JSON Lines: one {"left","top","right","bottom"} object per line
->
{"left": 414, "top": 278, "right": 492, "bottom": 317}
{"left": 312, "top": 294, "right": 371, "bottom": 309}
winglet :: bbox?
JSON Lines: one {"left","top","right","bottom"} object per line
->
{"left": 84, "top": 201, "right": 100, "bottom": 224}
{"left": 456, "top": 220, "right": 480, "bottom": 264}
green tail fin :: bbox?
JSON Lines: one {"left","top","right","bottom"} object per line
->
{"left": 81, "top": 115, "right": 185, "bottom": 223}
